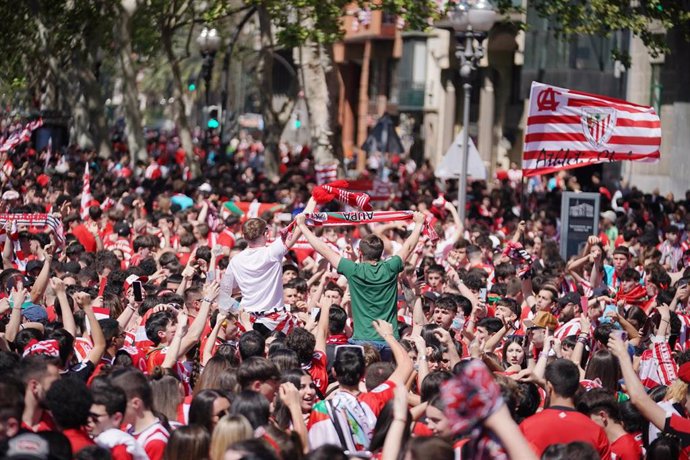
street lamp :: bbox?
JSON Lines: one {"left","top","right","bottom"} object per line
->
{"left": 197, "top": 27, "right": 221, "bottom": 149}
{"left": 197, "top": 27, "right": 221, "bottom": 108}
{"left": 438, "top": 0, "right": 498, "bottom": 223}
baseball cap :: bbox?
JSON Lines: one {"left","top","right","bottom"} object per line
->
{"left": 600, "top": 210, "right": 617, "bottom": 224}
{"left": 557, "top": 292, "right": 581, "bottom": 309}
{"left": 2, "top": 190, "right": 20, "bottom": 201}
{"left": 199, "top": 183, "right": 213, "bottom": 193}
{"left": 22, "top": 304, "right": 48, "bottom": 324}
{"left": 6, "top": 433, "right": 49, "bottom": 460}
{"left": 423, "top": 291, "right": 441, "bottom": 302}
{"left": 524, "top": 311, "right": 558, "bottom": 331}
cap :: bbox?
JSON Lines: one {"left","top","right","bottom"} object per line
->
{"left": 114, "top": 221, "right": 131, "bottom": 237}
{"left": 25, "top": 260, "right": 44, "bottom": 275}
{"left": 423, "top": 291, "right": 441, "bottom": 302}
{"left": 36, "top": 174, "right": 50, "bottom": 187}
{"left": 22, "top": 304, "right": 48, "bottom": 324}
{"left": 199, "top": 183, "right": 213, "bottom": 193}
{"left": 600, "top": 210, "right": 617, "bottom": 224}
{"left": 6, "top": 433, "right": 49, "bottom": 460}
{"left": 524, "top": 311, "right": 558, "bottom": 331}
{"left": 557, "top": 292, "right": 581, "bottom": 309}
{"left": 2, "top": 190, "right": 19, "bottom": 201}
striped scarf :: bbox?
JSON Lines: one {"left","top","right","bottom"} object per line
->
{"left": 282, "top": 211, "right": 438, "bottom": 241}
{"left": 0, "top": 213, "right": 65, "bottom": 244}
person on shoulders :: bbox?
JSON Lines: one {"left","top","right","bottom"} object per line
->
{"left": 295, "top": 212, "right": 425, "bottom": 360}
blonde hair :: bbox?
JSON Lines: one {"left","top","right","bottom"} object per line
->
{"left": 242, "top": 218, "right": 267, "bottom": 242}
{"left": 665, "top": 379, "right": 688, "bottom": 404}
{"left": 209, "top": 414, "right": 253, "bottom": 460}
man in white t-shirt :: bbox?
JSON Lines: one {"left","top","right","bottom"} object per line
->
{"left": 219, "top": 200, "right": 313, "bottom": 333}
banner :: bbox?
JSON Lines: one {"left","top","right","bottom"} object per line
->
{"left": 522, "top": 82, "right": 661, "bottom": 177}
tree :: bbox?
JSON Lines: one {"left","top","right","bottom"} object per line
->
{"left": 251, "top": 0, "right": 443, "bottom": 178}
{"left": 529, "top": 0, "right": 690, "bottom": 59}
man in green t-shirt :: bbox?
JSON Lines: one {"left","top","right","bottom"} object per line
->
{"left": 295, "top": 212, "right": 425, "bottom": 361}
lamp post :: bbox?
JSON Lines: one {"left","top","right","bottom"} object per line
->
{"left": 438, "top": 0, "right": 498, "bottom": 223}
{"left": 197, "top": 27, "right": 221, "bottom": 129}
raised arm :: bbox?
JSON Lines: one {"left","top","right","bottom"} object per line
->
{"left": 30, "top": 244, "right": 53, "bottom": 304}
{"left": 295, "top": 214, "right": 342, "bottom": 269}
{"left": 608, "top": 335, "right": 666, "bottom": 430}
{"left": 179, "top": 281, "right": 218, "bottom": 357}
{"left": 314, "top": 298, "right": 331, "bottom": 354}
{"left": 284, "top": 198, "right": 316, "bottom": 249}
{"left": 51, "top": 278, "right": 76, "bottom": 338}
{"left": 395, "top": 212, "right": 426, "bottom": 263}
{"left": 5, "top": 286, "right": 27, "bottom": 344}
{"left": 372, "top": 319, "right": 413, "bottom": 387}
{"left": 83, "top": 296, "right": 106, "bottom": 366}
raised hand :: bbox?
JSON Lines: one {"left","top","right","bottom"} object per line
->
{"left": 372, "top": 319, "right": 394, "bottom": 338}
{"left": 279, "top": 382, "right": 301, "bottom": 410}
{"left": 202, "top": 280, "right": 220, "bottom": 303}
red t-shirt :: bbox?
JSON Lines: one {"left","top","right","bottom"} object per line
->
{"left": 71, "top": 224, "right": 97, "bottom": 252}
{"left": 519, "top": 406, "right": 611, "bottom": 459}
{"left": 217, "top": 229, "right": 236, "bottom": 249}
{"left": 131, "top": 420, "right": 169, "bottom": 460}
{"left": 306, "top": 351, "right": 329, "bottom": 396}
{"left": 111, "top": 444, "right": 134, "bottom": 460}
{"left": 610, "top": 433, "right": 643, "bottom": 460}
{"left": 21, "top": 411, "right": 56, "bottom": 432}
{"left": 63, "top": 428, "right": 96, "bottom": 455}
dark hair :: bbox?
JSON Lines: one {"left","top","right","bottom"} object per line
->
{"left": 268, "top": 348, "right": 300, "bottom": 373}
{"left": 420, "top": 371, "right": 453, "bottom": 403}
{"left": 230, "top": 391, "right": 270, "bottom": 429}
{"left": 98, "top": 318, "right": 121, "bottom": 343}
{"left": 407, "top": 437, "right": 454, "bottom": 460}
{"left": 163, "top": 424, "right": 211, "bottom": 460}
{"left": 237, "top": 357, "right": 280, "bottom": 390}
{"left": 238, "top": 330, "right": 266, "bottom": 360}
{"left": 514, "top": 382, "right": 540, "bottom": 423}
{"left": 576, "top": 388, "right": 621, "bottom": 422}
{"left": 328, "top": 306, "right": 347, "bottom": 334}
{"left": 109, "top": 367, "right": 153, "bottom": 410}
{"left": 274, "top": 369, "right": 310, "bottom": 430}
{"left": 544, "top": 359, "right": 580, "bottom": 398}
{"left": 365, "top": 362, "right": 395, "bottom": 391}
{"left": 91, "top": 384, "right": 127, "bottom": 417}
{"left": 542, "top": 441, "right": 600, "bottom": 460}
{"left": 334, "top": 347, "right": 366, "bottom": 387}
{"left": 226, "top": 438, "right": 279, "bottom": 460}
{"left": 46, "top": 328, "right": 75, "bottom": 368}
{"left": 286, "top": 327, "right": 316, "bottom": 366}
{"left": 584, "top": 350, "right": 621, "bottom": 393}
{"left": 18, "top": 354, "right": 60, "bottom": 386}
{"left": 0, "top": 378, "right": 24, "bottom": 429}
{"left": 188, "top": 389, "right": 227, "bottom": 433}
{"left": 434, "top": 296, "right": 458, "bottom": 314}
{"left": 37, "top": 431, "right": 73, "bottom": 460}
{"left": 501, "top": 335, "right": 527, "bottom": 369}
{"left": 145, "top": 311, "right": 175, "bottom": 346}
{"left": 45, "top": 377, "right": 92, "bottom": 429}
{"left": 477, "top": 317, "right": 503, "bottom": 334}
{"left": 646, "top": 435, "right": 681, "bottom": 460}
{"left": 618, "top": 400, "right": 644, "bottom": 433}
{"left": 305, "top": 445, "right": 348, "bottom": 460}
{"left": 75, "top": 445, "right": 110, "bottom": 460}
{"left": 496, "top": 298, "right": 520, "bottom": 317}
{"left": 359, "top": 234, "right": 384, "bottom": 261}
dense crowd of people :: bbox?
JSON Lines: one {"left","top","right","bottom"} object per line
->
{"left": 2, "top": 128, "right": 690, "bottom": 460}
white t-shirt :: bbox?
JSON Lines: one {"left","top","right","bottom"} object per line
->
{"left": 219, "top": 239, "right": 288, "bottom": 314}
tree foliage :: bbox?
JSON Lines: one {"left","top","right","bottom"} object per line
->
{"left": 530, "top": 0, "right": 690, "bottom": 57}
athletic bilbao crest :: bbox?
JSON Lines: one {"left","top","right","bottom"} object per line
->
{"left": 581, "top": 107, "right": 616, "bottom": 149}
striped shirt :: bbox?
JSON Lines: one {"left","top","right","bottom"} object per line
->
{"left": 131, "top": 419, "right": 169, "bottom": 460}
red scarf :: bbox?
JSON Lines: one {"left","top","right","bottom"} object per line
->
{"left": 327, "top": 334, "right": 349, "bottom": 345}
{"left": 614, "top": 284, "right": 648, "bottom": 306}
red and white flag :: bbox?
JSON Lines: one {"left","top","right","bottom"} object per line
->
{"left": 522, "top": 82, "right": 661, "bottom": 177}
{"left": 315, "top": 163, "right": 338, "bottom": 185}
{"left": 80, "top": 163, "right": 92, "bottom": 219}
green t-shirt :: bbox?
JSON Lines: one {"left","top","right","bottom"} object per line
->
{"left": 337, "top": 255, "right": 403, "bottom": 341}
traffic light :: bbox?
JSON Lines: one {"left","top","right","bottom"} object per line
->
{"left": 187, "top": 77, "right": 197, "bottom": 92}
{"left": 206, "top": 105, "right": 221, "bottom": 129}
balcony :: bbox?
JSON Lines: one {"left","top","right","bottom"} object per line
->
{"left": 342, "top": 6, "right": 398, "bottom": 42}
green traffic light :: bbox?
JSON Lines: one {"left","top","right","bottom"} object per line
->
{"left": 207, "top": 119, "right": 219, "bottom": 129}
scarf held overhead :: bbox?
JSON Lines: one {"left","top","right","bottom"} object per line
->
{"left": 282, "top": 211, "right": 438, "bottom": 241}
{"left": 0, "top": 213, "right": 65, "bottom": 244}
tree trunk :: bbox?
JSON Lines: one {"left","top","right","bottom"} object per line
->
{"left": 161, "top": 30, "right": 197, "bottom": 177}
{"left": 34, "top": 15, "right": 58, "bottom": 111}
{"left": 297, "top": 37, "right": 340, "bottom": 169}
{"left": 256, "top": 7, "right": 297, "bottom": 181}
{"left": 117, "top": 0, "right": 147, "bottom": 164}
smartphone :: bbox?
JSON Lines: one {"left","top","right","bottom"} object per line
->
{"left": 610, "top": 330, "right": 628, "bottom": 341}
{"left": 479, "top": 288, "right": 487, "bottom": 302}
{"left": 310, "top": 307, "right": 321, "bottom": 321}
{"left": 132, "top": 281, "right": 143, "bottom": 302}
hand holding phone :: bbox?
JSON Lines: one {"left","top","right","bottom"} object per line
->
{"left": 132, "top": 281, "right": 143, "bottom": 302}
